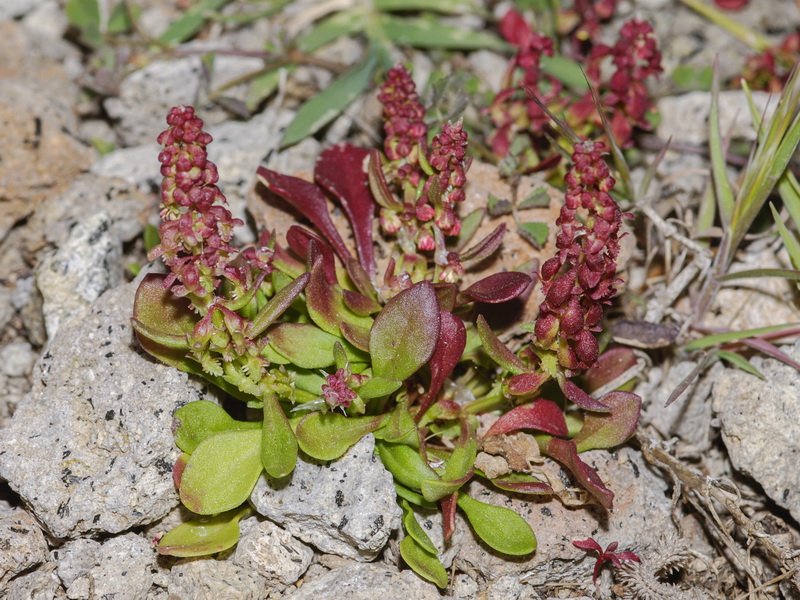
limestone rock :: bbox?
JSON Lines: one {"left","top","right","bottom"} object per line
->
{"left": 0, "top": 509, "right": 48, "bottom": 585}
{"left": 167, "top": 560, "right": 266, "bottom": 600}
{"left": 232, "top": 518, "right": 313, "bottom": 588}
{"left": 0, "top": 281, "right": 218, "bottom": 538}
{"left": 249, "top": 434, "right": 401, "bottom": 561}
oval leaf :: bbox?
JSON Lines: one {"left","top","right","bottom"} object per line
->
{"left": 370, "top": 281, "right": 440, "bottom": 382}
{"left": 573, "top": 391, "right": 642, "bottom": 453}
{"left": 461, "top": 272, "right": 531, "bottom": 304}
{"left": 583, "top": 346, "right": 638, "bottom": 393}
{"left": 174, "top": 400, "right": 261, "bottom": 454}
{"left": 296, "top": 412, "right": 385, "bottom": 461}
{"left": 399, "top": 536, "right": 449, "bottom": 589}
{"left": 180, "top": 429, "right": 263, "bottom": 515}
{"left": 456, "top": 493, "right": 537, "bottom": 555}
{"left": 269, "top": 323, "right": 366, "bottom": 369}
{"left": 157, "top": 506, "right": 250, "bottom": 557}
{"left": 376, "top": 441, "right": 437, "bottom": 491}
{"left": 485, "top": 399, "right": 568, "bottom": 437}
{"left": 261, "top": 392, "right": 298, "bottom": 479}
{"left": 400, "top": 500, "right": 437, "bottom": 555}
{"left": 476, "top": 314, "right": 527, "bottom": 374}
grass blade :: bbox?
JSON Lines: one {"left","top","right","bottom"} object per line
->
{"left": 709, "top": 62, "right": 734, "bottom": 228}
{"left": 379, "top": 14, "right": 507, "bottom": 50}
{"left": 715, "top": 349, "right": 765, "bottom": 379}
{"left": 159, "top": 0, "right": 233, "bottom": 45}
{"left": 685, "top": 322, "right": 800, "bottom": 351}
{"left": 719, "top": 266, "right": 800, "bottom": 281}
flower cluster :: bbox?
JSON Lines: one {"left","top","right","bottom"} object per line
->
{"left": 561, "top": 0, "right": 619, "bottom": 58}
{"left": 741, "top": 31, "right": 800, "bottom": 92}
{"left": 150, "top": 106, "right": 247, "bottom": 308}
{"left": 377, "top": 65, "right": 469, "bottom": 253}
{"left": 576, "top": 19, "right": 663, "bottom": 146}
{"left": 534, "top": 141, "right": 622, "bottom": 372}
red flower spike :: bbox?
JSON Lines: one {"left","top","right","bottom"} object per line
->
{"left": 573, "top": 536, "right": 640, "bottom": 584}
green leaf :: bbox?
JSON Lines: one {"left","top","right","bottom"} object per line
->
{"left": 518, "top": 222, "right": 549, "bottom": 248}
{"left": 450, "top": 208, "right": 484, "bottom": 252}
{"left": 159, "top": 0, "right": 234, "bottom": 44}
{"left": 357, "top": 376, "right": 403, "bottom": 399}
{"left": 296, "top": 412, "right": 385, "bottom": 461}
{"left": 248, "top": 272, "right": 311, "bottom": 338}
{"left": 379, "top": 14, "right": 507, "bottom": 50}
{"left": 65, "top": 0, "right": 103, "bottom": 46}
{"left": 399, "top": 536, "right": 448, "bottom": 589}
{"left": 370, "top": 281, "right": 440, "bottom": 382}
{"left": 157, "top": 506, "right": 250, "bottom": 557}
{"left": 179, "top": 429, "right": 263, "bottom": 515}
{"left": 374, "top": 0, "right": 476, "bottom": 13}
{"left": 400, "top": 500, "right": 438, "bottom": 554}
{"left": 394, "top": 483, "right": 437, "bottom": 509}
{"left": 719, "top": 266, "right": 800, "bottom": 281}
{"left": 261, "top": 392, "right": 298, "bottom": 478}
{"left": 684, "top": 322, "right": 800, "bottom": 351}
{"left": 715, "top": 349, "right": 765, "bottom": 379}
{"left": 108, "top": 1, "right": 139, "bottom": 34}
{"left": 709, "top": 64, "right": 734, "bottom": 229}
{"left": 540, "top": 55, "right": 588, "bottom": 93}
{"left": 376, "top": 441, "right": 438, "bottom": 491}
{"left": 456, "top": 493, "right": 537, "bottom": 556}
{"left": 295, "top": 9, "right": 365, "bottom": 54}
{"left": 770, "top": 202, "right": 800, "bottom": 274}
{"left": 267, "top": 323, "right": 366, "bottom": 369}
{"left": 143, "top": 224, "right": 161, "bottom": 254}
{"left": 518, "top": 187, "right": 551, "bottom": 209}
{"left": 174, "top": 400, "right": 261, "bottom": 454}
{"left": 280, "top": 54, "right": 377, "bottom": 149}
{"left": 671, "top": 64, "right": 713, "bottom": 92}
{"left": 572, "top": 391, "right": 641, "bottom": 453}
{"left": 476, "top": 314, "right": 527, "bottom": 374}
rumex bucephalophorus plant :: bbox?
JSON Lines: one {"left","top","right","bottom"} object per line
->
{"left": 133, "top": 65, "right": 641, "bottom": 587}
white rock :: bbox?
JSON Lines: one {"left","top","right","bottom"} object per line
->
{"left": 167, "top": 560, "right": 266, "bottom": 600}
{"left": 53, "top": 533, "right": 155, "bottom": 600}
{"left": 232, "top": 519, "right": 313, "bottom": 588}
{"left": 0, "top": 0, "right": 46, "bottom": 19}
{"left": 4, "top": 563, "right": 63, "bottom": 600}
{"left": 0, "top": 341, "right": 38, "bottom": 378}
{"left": 104, "top": 57, "right": 204, "bottom": 146}
{"left": 0, "top": 509, "right": 48, "bottom": 586}
{"left": 0, "top": 281, "right": 217, "bottom": 538}
{"left": 713, "top": 341, "right": 800, "bottom": 523}
{"left": 35, "top": 212, "right": 123, "bottom": 339}
{"left": 281, "top": 562, "right": 440, "bottom": 600}
{"left": 249, "top": 434, "right": 401, "bottom": 561}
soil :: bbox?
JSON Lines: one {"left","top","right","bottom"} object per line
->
{"left": 2, "top": 0, "right": 800, "bottom": 599}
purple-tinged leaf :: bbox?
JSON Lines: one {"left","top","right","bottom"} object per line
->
{"left": 739, "top": 336, "right": 800, "bottom": 371}
{"left": 340, "top": 321, "right": 370, "bottom": 352}
{"left": 573, "top": 391, "right": 641, "bottom": 453}
{"left": 306, "top": 255, "right": 373, "bottom": 340}
{"left": 560, "top": 379, "right": 610, "bottom": 412}
{"left": 491, "top": 473, "right": 553, "bottom": 495}
{"left": 345, "top": 256, "right": 377, "bottom": 299}
{"left": 259, "top": 229, "right": 305, "bottom": 278}
{"left": 370, "top": 281, "right": 440, "bottom": 382}
{"left": 459, "top": 223, "right": 506, "bottom": 262}
{"left": 543, "top": 437, "right": 614, "bottom": 509}
{"left": 572, "top": 537, "right": 603, "bottom": 553}
{"left": 504, "top": 371, "right": 549, "bottom": 396}
{"left": 583, "top": 347, "right": 639, "bottom": 393}
{"left": 315, "top": 144, "right": 376, "bottom": 275}
{"left": 476, "top": 314, "right": 527, "bottom": 374}
{"left": 417, "top": 311, "right": 467, "bottom": 418}
{"left": 286, "top": 226, "right": 337, "bottom": 286}
{"left": 247, "top": 272, "right": 310, "bottom": 338}
{"left": 432, "top": 283, "right": 457, "bottom": 312}
{"left": 367, "top": 149, "right": 402, "bottom": 210}
{"left": 485, "top": 399, "right": 568, "bottom": 437}
{"left": 459, "top": 271, "right": 532, "bottom": 304}
{"left": 256, "top": 166, "right": 352, "bottom": 264}
{"left": 572, "top": 392, "right": 642, "bottom": 452}
{"left": 343, "top": 289, "right": 382, "bottom": 316}
{"left": 421, "top": 469, "right": 474, "bottom": 503}
{"left": 441, "top": 492, "right": 458, "bottom": 542}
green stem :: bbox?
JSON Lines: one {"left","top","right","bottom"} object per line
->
{"left": 677, "top": 0, "right": 772, "bottom": 52}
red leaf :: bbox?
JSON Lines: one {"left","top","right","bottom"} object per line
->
{"left": 441, "top": 492, "right": 458, "bottom": 542}
{"left": 583, "top": 346, "right": 638, "bottom": 393}
{"left": 505, "top": 372, "right": 549, "bottom": 396}
{"left": 432, "top": 283, "right": 457, "bottom": 312}
{"left": 286, "top": 226, "right": 337, "bottom": 286}
{"left": 459, "top": 223, "right": 506, "bottom": 263}
{"left": 416, "top": 311, "right": 467, "bottom": 418}
{"left": 256, "top": 166, "right": 352, "bottom": 265}
{"left": 315, "top": 144, "right": 377, "bottom": 275}
{"left": 460, "top": 272, "right": 532, "bottom": 304}
{"left": 561, "top": 379, "right": 610, "bottom": 412}
{"left": 499, "top": 8, "right": 532, "bottom": 46}
{"left": 485, "top": 399, "right": 568, "bottom": 437}
{"left": 544, "top": 438, "right": 614, "bottom": 509}
{"left": 491, "top": 477, "right": 553, "bottom": 495}
{"left": 343, "top": 289, "right": 381, "bottom": 316}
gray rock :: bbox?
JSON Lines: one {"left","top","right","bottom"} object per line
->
{"left": 0, "top": 280, "right": 217, "bottom": 538}
{"left": 281, "top": 562, "right": 440, "bottom": 600}
{"left": 0, "top": 509, "right": 48, "bottom": 585}
{"left": 713, "top": 342, "right": 800, "bottom": 524}
{"left": 53, "top": 533, "right": 155, "bottom": 600}
{"left": 657, "top": 90, "right": 773, "bottom": 146}
{"left": 5, "top": 564, "right": 64, "bottom": 600}
{"left": 232, "top": 518, "right": 313, "bottom": 588}
{"left": 35, "top": 212, "right": 123, "bottom": 339}
{"left": 90, "top": 146, "right": 163, "bottom": 195}
{"left": 104, "top": 57, "right": 204, "bottom": 146}
{"left": 0, "top": 341, "right": 37, "bottom": 378}
{"left": 167, "top": 559, "right": 266, "bottom": 600}
{"left": 0, "top": 0, "right": 47, "bottom": 20}
{"left": 440, "top": 447, "right": 675, "bottom": 586}
{"left": 249, "top": 434, "right": 401, "bottom": 561}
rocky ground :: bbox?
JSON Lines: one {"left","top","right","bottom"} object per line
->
{"left": 1, "top": 0, "right": 800, "bottom": 598}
